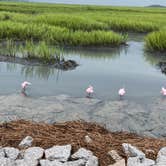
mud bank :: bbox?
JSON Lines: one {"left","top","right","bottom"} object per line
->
{"left": 0, "top": 55, "right": 78, "bottom": 70}
{"left": 0, "top": 94, "right": 166, "bottom": 138}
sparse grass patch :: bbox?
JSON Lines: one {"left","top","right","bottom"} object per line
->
{"left": 0, "top": 39, "right": 62, "bottom": 63}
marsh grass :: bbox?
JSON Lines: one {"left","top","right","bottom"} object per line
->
{"left": 145, "top": 30, "right": 166, "bottom": 52}
{"left": 5, "top": 38, "right": 17, "bottom": 56}
{"left": 0, "top": 39, "right": 62, "bottom": 63}
{"left": 0, "top": 2, "right": 166, "bottom": 48}
{"left": 0, "top": 21, "right": 126, "bottom": 46}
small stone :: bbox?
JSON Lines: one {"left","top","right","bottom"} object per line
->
{"left": 84, "top": 135, "right": 92, "bottom": 144}
{"left": 0, "top": 158, "right": 15, "bottom": 166}
{"left": 109, "top": 159, "right": 125, "bottom": 166}
{"left": 122, "top": 143, "right": 145, "bottom": 158}
{"left": 64, "top": 159, "right": 86, "bottom": 166}
{"left": 40, "top": 159, "right": 63, "bottom": 166}
{"left": 24, "top": 147, "right": 44, "bottom": 160}
{"left": 15, "top": 159, "right": 38, "bottom": 166}
{"left": 108, "top": 150, "right": 122, "bottom": 162}
{"left": 127, "top": 156, "right": 155, "bottom": 166}
{"left": 19, "top": 136, "right": 33, "bottom": 148}
{"left": 86, "top": 155, "right": 98, "bottom": 166}
{"left": 156, "top": 147, "right": 166, "bottom": 165}
{"left": 0, "top": 147, "right": 5, "bottom": 158}
{"left": 3, "top": 147, "right": 20, "bottom": 160}
{"left": 45, "top": 145, "right": 71, "bottom": 162}
{"left": 72, "top": 148, "right": 93, "bottom": 160}
{"left": 18, "top": 150, "right": 25, "bottom": 159}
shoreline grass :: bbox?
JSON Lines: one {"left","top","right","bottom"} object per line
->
{"left": 0, "top": 39, "right": 62, "bottom": 63}
{"left": 0, "top": 21, "right": 127, "bottom": 46}
{"left": 0, "top": 2, "right": 166, "bottom": 48}
{"left": 145, "top": 30, "right": 166, "bottom": 52}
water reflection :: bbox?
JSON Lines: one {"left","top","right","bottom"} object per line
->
{"left": 2, "top": 40, "right": 166, "bottom": 102}
{"left": 64, "top": 45, "right": 128, "bottom": 60}
{"left": 3, "top": 45, "right": 127, "bottom": 80}
{"left": 144, "top": 51, "right": 166, "bottom": 75}
{"left": 4, "top": 63, "right": 62, "bottom": 81}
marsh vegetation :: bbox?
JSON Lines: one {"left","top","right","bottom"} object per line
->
{"left": 0, "top": 2, "right": 165, "bottom": 57}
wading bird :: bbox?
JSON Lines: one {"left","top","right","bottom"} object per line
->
{"left": 118, "top": 88, "right": 126, "bottom": 99}
{"left": 86, "top": 85, "right": 94, "bottom": 98}
{"left": 161, "top": 87, "right": 166, "bottom": 96}
{"left": 21, "top": 81, "right": 31, "bottom": 92}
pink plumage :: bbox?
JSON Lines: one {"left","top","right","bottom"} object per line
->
{"left": 118, "top": 88, "right": 126, "bottom": 96}
{"left": 161, "top": 87, "right": 166, "bottom": 96}
{"left": 21, "top": 81, "right": 31, "bottom": 89}
{"left": 86, "top": 85, "right": 94, "bottom": 94}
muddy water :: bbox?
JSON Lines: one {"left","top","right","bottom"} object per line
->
{"left": 0, "top": 36, "right": 166, "bottom": 137}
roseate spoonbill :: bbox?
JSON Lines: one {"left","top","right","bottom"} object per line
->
{"left": 118, "top": 88, "right": 126, "bottom": 99}
{"left": 86, "top": 85, "right": 94, "bottom": 98}
{"left": 161, "top": 87, "right": 166, "bottom": 96}
{"left": 21, "top": 81, "right": 31, "bottom": 92}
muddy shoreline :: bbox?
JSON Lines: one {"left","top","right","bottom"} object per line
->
{"left": 0, "top": 94, "right": 166, "bottom": 138}
{"left": 0, "top": 55, "right": 78, "bottom": 70}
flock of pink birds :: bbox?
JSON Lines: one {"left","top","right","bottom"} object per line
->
{"left": 21, "top": 81, "right": 166, "bottom": 98}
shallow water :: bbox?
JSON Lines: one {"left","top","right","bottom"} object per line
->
{"left": 1, "top": 35, "right": 166, "bottom": 137}
{"left": 0, "top": 36, "right": 166, "bottom": 105}
{"left": 25, "top": 0, "right": 166, "bottom": 7}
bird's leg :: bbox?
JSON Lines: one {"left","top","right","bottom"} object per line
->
{"left": 86, "top": 93, "right": 90, "bottom": 98}
{"left": 21, "top": 87, "right": 25, "bottom": 93}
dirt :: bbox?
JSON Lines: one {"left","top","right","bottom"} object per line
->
{"left": 0, "top": 120, "right": 166, "bottom": 166}
{"left": 0, "top": 55, "right": 78, "bottom": 70}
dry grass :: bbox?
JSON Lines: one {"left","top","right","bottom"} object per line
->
{"left": 0, "top": 120, "right": 166, "bottom": 165}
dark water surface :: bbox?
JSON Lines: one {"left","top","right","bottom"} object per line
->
{"left": 24, "top": 0, "right": 166, "bottom": 6}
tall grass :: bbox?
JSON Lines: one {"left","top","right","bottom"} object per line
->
{"left": 70, "top": 30, "right": 127, "bottom": 46}
{"left": 0, "top": 39, "right": 62, "bottom": 63}
{"left": 20, "top": 41, "right": 58, "bottom": 63}
{"left": 145, "top": 30, "right": 166, "bottom": 52}
{"left": 5, "top": 38, "right": 17, "bottom": 56}
{"left": 0, "top": 21, "right": 126, "bottom": 46}
{"left": 0, "top": 3, "right": 166, "bottom": 34}
{"left": 0, "top": 2, "right": 166, "bottom": 47}
{"left": 35, "top": 14, "right": 107, "bottom": 31}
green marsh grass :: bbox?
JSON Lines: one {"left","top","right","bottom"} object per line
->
{"left": 145, "top": 30, "right": 166, "bottom": 52}
{"left": 0, "top": 39, "right": 62, "bottom": 63}
{"left": 0, "top": 2, "right": 166, "bottom": 48}
{"left": 0, "top": 21, "right": 126, "bottom": 46}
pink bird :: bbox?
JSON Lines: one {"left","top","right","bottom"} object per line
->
{"left": 21, "top": 81, "right": 31, "bottom": 92}
{"left": 86, "top": 85, "right": 94, "bottom": 98}
{"left": 118, "top": 88, "right": 126, "bottom": 99}
{"left": 161, "top": 87, "right": 166, "bottom": 96}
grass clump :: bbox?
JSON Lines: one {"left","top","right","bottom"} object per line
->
{"left": 0, "top": 21, "right": 126, "bottom": 46}
{"left": 20, "top": 41, "right": 62, "bottom": 63}
{"left": 70, "top": 30, "right": 127, "bottom": 46}
{"left": 145, "top": 30, "right": 166, "bottom": 52}
{"left": 109, "top": 19, "right": 159, "bottom": 33}
{"left": 35, "top": 14, "right": 107, "bottom": 31}
{"left": 1, "top": 39, "right": 62, "bottom": 63}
